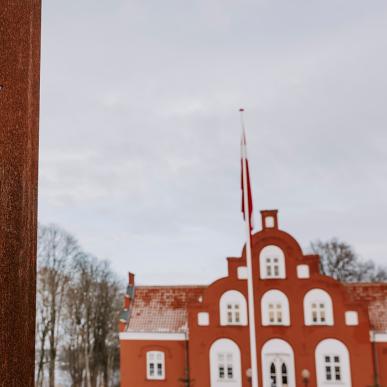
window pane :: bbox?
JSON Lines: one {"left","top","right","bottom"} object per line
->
{"left": 149, "top": 364, "right": 154, "bottom": 376}
{"left": 157, "top": 363, "right": 163, "bottom": 376}
{"left": 227, "top": 366, "right": 233, "bottom": 379}
{"left": 326, "top": 368, "right": 331, "bottom": 380}
{"left": 335, "top": 366, "right": 341, "bottom": 381}
{"left": 219, "top": 366, "right": 225, "bottom": 379}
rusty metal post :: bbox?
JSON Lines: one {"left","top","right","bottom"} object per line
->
{"left": 0, "top": 1, "right": 41, "bottom": 386}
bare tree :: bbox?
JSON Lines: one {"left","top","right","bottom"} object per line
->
{"left": 310, "top": 238, "right": 387, "bottom": 282}
{"left": 36, "top": 224, "right": 81, "bottom": 387}
{"left": 36, "top": 224, "right": 122, "bottom": 386}
{"left": 62, "top": 254, "right": 122, "bottom": 387}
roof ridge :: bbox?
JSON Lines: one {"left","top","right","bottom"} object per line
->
{"left": 135, "top": 285, "right": 207, "bottom": 288}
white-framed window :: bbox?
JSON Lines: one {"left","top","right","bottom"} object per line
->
{"left": 315, "top": 339, "right": 351, "bottom": 386}
{"left": 227, "top": 303, "right": 240, "bottom": 324}
{"left": 304, "top": 289, "right": 334, "bottom": 326}
{"left": 266, "top": 257, "right": 280, "bottom": 277}
{"left": 268, "top": 303, "right": 283, "bottom": 324}
{"left": 146, "top": 351, "right": 165, "bottom": 380}
{"left": 217, "top": 353, "right": 234, "bottom": 380}
{"left": 261, "top": 290, "right": 290, "bottom": 326}
{"left": 210, "top": 339, "right": 242, "bottom": 386}
{"left": 259, "top": 245, "right": 286, "bottom": 279}
{"left": 324, "top": 355, "right": 342, "bottom": 382}
{"left": 312, "top": 302, "right": 326, "bottom": 324}
{"left": 219, "top": 290, "right": 247, "bottom": 326}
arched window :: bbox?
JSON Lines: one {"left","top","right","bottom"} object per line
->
{"left": 261, "top": 339, "right": 295, "bottom": 387}
{"left": 210, "top": 339, "right": 242, "bottom": 387}
{"left": 261, "top": 290, "right": 290, "bottom": 326}
{"left": 304, "top": 289, "right": 334, "bottom": 326}
{"left": 146, "top": 351, "right": 165, "bottom": 380}
{"left": 219, "top": 290, "right": 247, "bottom": 326}
{"left": 259, "top": 245, "right": 286, "bottom": 279}
{"left": 315, "top": 339, "right": 351, "bottom": 386}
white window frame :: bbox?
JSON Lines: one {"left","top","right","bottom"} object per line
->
{"left": 219, "top": 290, "right": 247, "bottom": 326}
{"left": 146, "top": 351, "right": 165, "bottom": 380}
{"left": 217, "top": 352, "right": 235, "bottom": 381}
{"left": 226, "top": 303, "right": 241, "bottom": 324}
{"left": 259, "top": 245, "right": 286, "bottom": 279}
{"left": 311, "top": 302, "right": 327, "bottom": 324}
{"left": 304, "top": 289, "right": 334, "bottom": 326}
{"left": 210, "top": 338, "right": 242, "bottom": 386}
{"left": 323, "top": 354, "right": 342, "bottom": 383}
{"left": 261, "top": 290, "right": 290, "bottom": 326}
{"left": 268, "top": 303, "right": 283, "bottom": 325}
{"left": 315, "top": 339, "right": 351, "bottom": 387}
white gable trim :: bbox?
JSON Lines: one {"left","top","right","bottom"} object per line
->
{"left": 370, "top": 331, "right": 387, "bottom": 342}
{"left": 120, "top": 332, "right": 186, "bottom": 341}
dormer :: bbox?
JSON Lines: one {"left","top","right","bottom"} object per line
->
{"left": 261, "top": 209, "right": 278, "bottom": 230}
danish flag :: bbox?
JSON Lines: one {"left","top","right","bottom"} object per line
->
{"left": 240, "top": 109, "right": 254, "bottom": 232}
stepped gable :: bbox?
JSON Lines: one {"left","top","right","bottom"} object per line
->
{"left": 345, "top": 283, "right": 387, "bottom": 331}
{"left": 126, "top": 285, "right": 206, "bottom": 333}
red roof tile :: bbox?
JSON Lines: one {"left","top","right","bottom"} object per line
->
{"left": 345, "top": 283, "right": 387, "bottom": 331}
{"left": 126, "top": 286, "right": 206, "bottom": 333}
{"left": 126, "top": 283, "right": 387, "bottom": 333}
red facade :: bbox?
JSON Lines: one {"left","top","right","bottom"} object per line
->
{"left": 120, "top": 210, "right": 387, "bottom": 386}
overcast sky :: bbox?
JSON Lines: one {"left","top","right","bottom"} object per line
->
{"left": 39, "top": 1, "right": 387, "bottom": 285}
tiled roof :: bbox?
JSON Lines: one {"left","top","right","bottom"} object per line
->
{"left": 345, "top": 283, "right": 387, "bottom": 331}
{"left": 126, "top": 283, "right": 387, "bottom": 333}
{"left": 126, "top": 286, "right": 206, "bottom": 333}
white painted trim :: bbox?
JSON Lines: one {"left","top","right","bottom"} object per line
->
{"left": 237, "top": 266, "right": 248, "bottom": 280}
{"left": 120, "top": 332, "right": 186, "bottom": 341}
{"left": 297, "top": 264, "right": 310, "bottom": 279}
{"left": 198, "top": 312, "right": 210, "bottom": 326}
{"left": 345, "top": 311, "right": 358, "bottom": 326}
{"left": 370, "top": 331, "right": 387, "bottom": 342}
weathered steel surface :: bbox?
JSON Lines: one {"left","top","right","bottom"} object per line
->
{"left": 0, "top": 1, "right": 41, "bottom": 386}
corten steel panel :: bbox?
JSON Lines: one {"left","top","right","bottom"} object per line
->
{"left": 0, "top": 1, "right": 41, "bottom": 386}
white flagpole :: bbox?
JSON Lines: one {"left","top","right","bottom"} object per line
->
{"left": 240, "top": 109, "right": 259, "bottom": 387}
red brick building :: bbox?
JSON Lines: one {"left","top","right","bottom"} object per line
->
{"left": 119, "top": 210, "right": 387, "bottom": 386}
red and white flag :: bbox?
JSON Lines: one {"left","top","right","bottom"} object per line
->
{"left": 240, "top": 109, "right": 254, "bottom": 231}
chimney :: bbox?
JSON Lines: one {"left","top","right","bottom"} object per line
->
{"left": 128, "top": 272, "right": 135, "bottom": 287}
{"left": 124, "top": 272, "right": 135, "bottom": 309}
{"left": 260, "top": 209, "right": 279, "bottom": 230}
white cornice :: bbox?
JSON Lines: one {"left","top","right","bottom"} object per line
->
{"left": 370, "top": 331, "right": 387, "bottom": 342}
{"left": 120, "top": 332, "right": 187, "bottom": 341}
